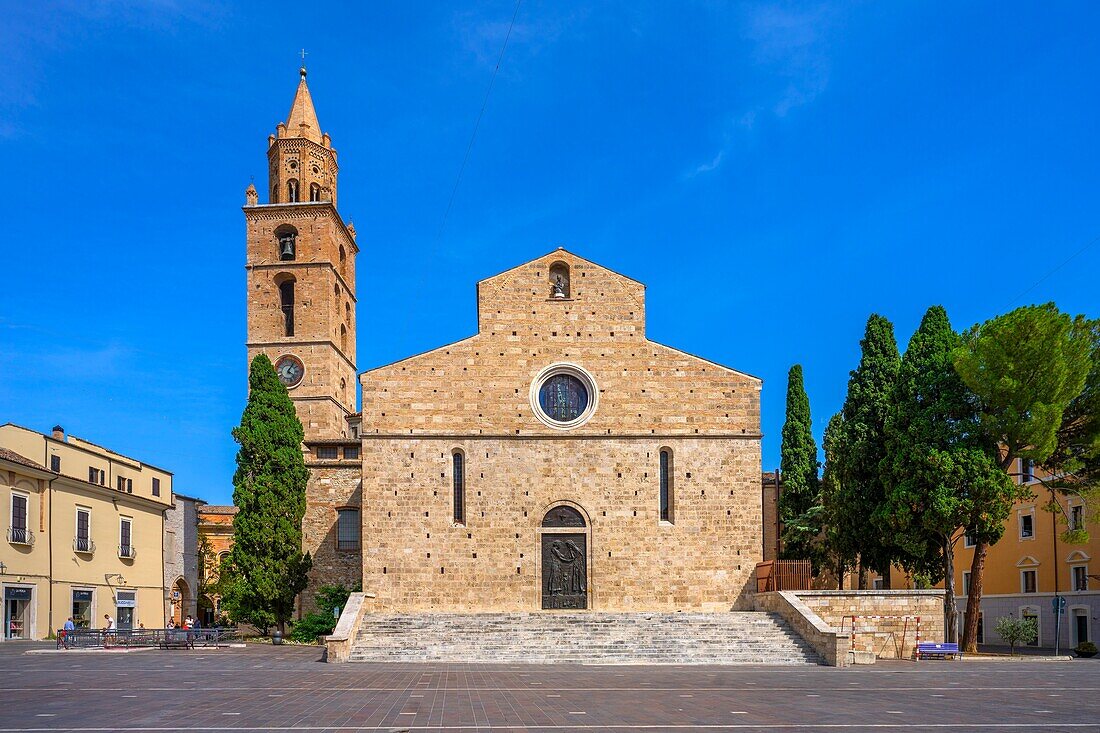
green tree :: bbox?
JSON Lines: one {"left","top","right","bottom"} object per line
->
{"left": 993, "top": 615, "right": 1038, "bottom": 656}
{"left": 819, "top": 412, "right": 857, "bottom": 587}
{"left": 220, "top": 354, "right": 313, "bottom": 634}
{"left": 1040, "top": 319, "right": 1100, "bottom": 541}
{"left": 288, "top": 583, "right": 361, "bottom": 643}
{"left": 778, "top": 365, "right": 822, "bottom": 565}
{"left": 835, "top": 314, "right": 901, "bottom": 587}
{"left": 954, "top": 303, "right": 1093, "bottom": 652}
{"left": 879, "top": 306, "right": 1016, "bottom": 643}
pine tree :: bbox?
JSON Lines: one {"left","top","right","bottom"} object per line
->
{"left": 778, "top": 365, "right": 821, "bottom": 564}
{"left": 220, "top": 354, "right": 313, "bottom": 634}
{"left": 953, "top": 303, "right": 1093, "bottom": 651}
{"left": 835, "top": 314, "right": 900, "bottom": 588}
{"left": 879, "top": 306, "right": 1013, "bottom": 643}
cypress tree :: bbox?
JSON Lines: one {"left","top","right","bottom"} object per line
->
{"left": 820, "top": 412, "right": 857, "bottom": 587}
{"left": 836, "top": 314, "right": 900, "bottom": 587}
{"left": 220, "top": 354, "right": 313, "bottom": 634}
{"left": 778, "top": 365, "right": 821, "bottom": 563}
{"left": 879, "top": 306, "right": 1012, "bottom": 642}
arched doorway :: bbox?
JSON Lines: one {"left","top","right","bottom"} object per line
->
{"left": 539, "top": 504, "right": 589, "bottom": 610}
{"left": 171, "top": 578, "right": 191, "bottom": 626}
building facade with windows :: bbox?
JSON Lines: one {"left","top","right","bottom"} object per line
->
{"left": 243, "top": 69, "right": 764, "bottom": 614}
{"left": 196, "top": 505, "right": 236, "bottom": 626}
{"left": 0, "top": 424, "right": 172, "bottom": 640}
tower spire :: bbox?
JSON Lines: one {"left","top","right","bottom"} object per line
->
{"left": 285, "top": 64, "right": 322, "bottom": 144}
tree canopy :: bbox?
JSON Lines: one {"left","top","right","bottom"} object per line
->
{"left": 834, "top": 314, "right": 901, "bottom": 584}
{"left": 879, "top": 306, "right": 1014, "bottom": 641}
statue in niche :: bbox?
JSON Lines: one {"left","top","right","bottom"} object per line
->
{"left": 551, "top": 275, "right": 567, "bottom": 299}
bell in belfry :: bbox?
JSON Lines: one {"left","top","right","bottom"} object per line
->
{"left": 280, "top": 235, "right": 296, "bottom": 260}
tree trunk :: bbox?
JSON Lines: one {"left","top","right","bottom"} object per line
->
{"left": 880, "top": 565, "right": 892, "bottom": 590}
{"left": 961, "top": 541, "right": 987, "bottom": 653}
{"left": 836, "top": 559, "right": 845, "bottom": 590}
{"left": 943, "top": 537, "right": 956, "bottom": 644}
{"left": 858, "top": 559, "right": 867, "bottom": 590}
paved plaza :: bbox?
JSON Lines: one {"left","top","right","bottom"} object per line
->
{"left": 1, "top": 643, "right": 1098, "bottom": 732}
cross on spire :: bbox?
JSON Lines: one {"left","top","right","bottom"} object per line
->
{"left": 300, "top": 48, "right": 308, "bottom": 62}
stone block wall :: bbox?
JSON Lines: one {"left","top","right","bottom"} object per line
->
{"left": 361, "top": 436, "right": 761, "bottom": 611}
{"left": 302, "top": 461, "right": 362, "bottom": 613}
{"left": 796, "top": 590, "right": 945, "bottom": 659}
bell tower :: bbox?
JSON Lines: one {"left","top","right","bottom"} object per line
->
{"left": 244, "top": 66, "right": 358, "bottom": 440}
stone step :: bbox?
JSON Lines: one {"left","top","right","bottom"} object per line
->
{"left": 347, "top": 612, "right": 821, "bottom": 665}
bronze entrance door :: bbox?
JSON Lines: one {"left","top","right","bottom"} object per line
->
{"left": 540, "top": 505, "right": 587, "bottom": 610}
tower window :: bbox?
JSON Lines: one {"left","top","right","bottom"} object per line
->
{"left": 278, "top": 278, "right": 295, "bottom": 337}
{"left": 452, "top": 450, "right": 465, "bottom": 525}
{"left": 659, "top": 448, "right": 674, "bottom": 523}
{"left": 287, "top": 178, "right": 299, "bottom": 203}
{"left": 309, "top": 183, "right": 321, "bottom": 202}
{"left": 339, "top": 245, "right": 347, "bottom": 275}
{"left": 345, "top": 301, "right": 351, "bottom": 324}
{"left": 340, "top": 324, "right": 347, "bottom": 351}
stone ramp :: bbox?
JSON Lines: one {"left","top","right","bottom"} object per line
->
{"left": 347, "top": 612, "right": 822, "bottom": 665}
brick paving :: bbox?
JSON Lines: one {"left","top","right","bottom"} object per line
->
{"left": 0, "top": 643, "right": 1097, "bottom": 731}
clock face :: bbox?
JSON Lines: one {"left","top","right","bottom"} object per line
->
{"left": 274, "top": 355, "right": 305, "bottom": 388}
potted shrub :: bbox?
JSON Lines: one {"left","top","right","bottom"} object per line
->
{"left": 1074, "top": 641, "right": 1097, "bottom": 659}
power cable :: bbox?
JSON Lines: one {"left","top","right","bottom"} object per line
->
{"left": 1004, "top": 231, "right": 1100, "bottom": 308}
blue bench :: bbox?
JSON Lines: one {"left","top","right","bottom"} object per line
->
{"left": 917, "top": 642, "right": 962, "bottom": 660}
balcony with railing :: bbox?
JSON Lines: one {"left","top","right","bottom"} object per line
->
{"left": 118, "top": 544, "right": 137, "bottom": 560}
{"left": 73, "top": 537, "right": 95, "bottom": 555}
{"left": 7, "top": 527, "right": 34, "bottom": 546}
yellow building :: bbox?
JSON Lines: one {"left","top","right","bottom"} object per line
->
{"left": 891, "top": 458, "right": 1096, "bottom": 649}
{"left": 1, "top": 424, "right": 172, "bottom": 640}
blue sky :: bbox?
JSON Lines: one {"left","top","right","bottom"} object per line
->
{"left": 2, "top": 2, "right": 1098, "bottom": 504}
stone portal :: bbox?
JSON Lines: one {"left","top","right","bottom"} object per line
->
{"left": 541, "top": 506, "right": 587, "bottom": 610}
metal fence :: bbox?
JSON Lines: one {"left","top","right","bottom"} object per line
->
{"left": 755, "top": 559, "right": 812, "bottom": 592}
{"left": 56, "top": 627, "right": 240, "bottom": 650}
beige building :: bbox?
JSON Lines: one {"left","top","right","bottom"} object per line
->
{"left": 1, "top": 424, "right": 172, "bottom": 639}
{"left": 243, "top": 69, "right": 764, "bottom": 614}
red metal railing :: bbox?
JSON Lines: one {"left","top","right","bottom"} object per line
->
{"left": 755, "top": 559, "right": 812, "bottom": 592}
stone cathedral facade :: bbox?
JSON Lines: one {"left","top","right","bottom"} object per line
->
{"left": 245, "top": 70, "right": 764, "bottom": 614}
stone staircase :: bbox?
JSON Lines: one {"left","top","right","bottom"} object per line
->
{"left": 347, "top": 612, "right": 821, "bottom": 665}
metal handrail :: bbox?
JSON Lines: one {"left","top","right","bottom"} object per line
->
{"left": 118, "top": 544, "right": 137, "bottom": 559}
{"left": 56, "top": 627, "right": 240, "bottom": 649}
{"left": 7, "top": 527, "right": 34, "bottom": 545}
{"left": 73, "top": 537, "right": 95, "bottom": 554}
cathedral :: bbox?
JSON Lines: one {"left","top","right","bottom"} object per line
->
{"left": 245, "top": 68, "right": 764, "bottom": 614}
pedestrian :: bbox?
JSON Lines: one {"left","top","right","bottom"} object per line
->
{"left": 104, "top": 614, "right": 114, "bottom": 630}
{"left": 61, "top": 617, "right": 75, "bottom": 649}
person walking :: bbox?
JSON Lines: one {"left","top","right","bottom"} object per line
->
{"left": 61, "top": 617, "right": 75, "bottom": 649}
{"left": 102, "top": 614, "right": 115, "bottom": 648}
